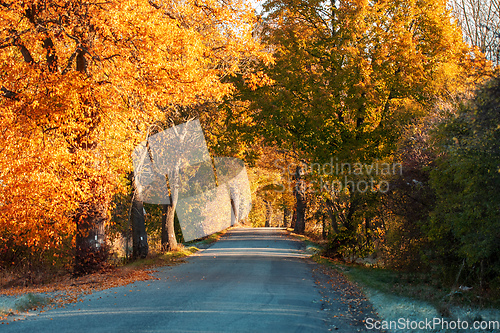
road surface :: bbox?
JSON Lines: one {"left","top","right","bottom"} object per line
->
{"left": 2, "top": 228, "right": 378, "bottom": 332}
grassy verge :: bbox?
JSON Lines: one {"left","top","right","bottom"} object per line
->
{"left": 314, "top": 256, "right": 500, "bottom": 311}
{"left": 289, "top": 231, "right": 500, "bottom": 332}
{"left": 287, "top": 230, "right": 325, "bottom": 255}
{"left": 122, "top": 246, "right": 199, "bottom": 269}
{"left": 314, "top": 255, "right": 500, "bottom": 332}
{"left": 0, "top": 293, "right": 49, "bottom": 317}
{"left": 183, "top": 228, "right": 230, "bottom": 248}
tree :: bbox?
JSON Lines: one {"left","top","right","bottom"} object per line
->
{"left": 249, "top": 0, "right": 470, "bottom": 236}
{"left": 0, "top": 0, "right": 269, "bottom": 272}
{"left": 293, "top": 165, "right": 307, "bottom": 233}
{"left": 380, "top": 118, "right": 437, "bottom": 271}
{"left": 429, "top": 73, "right": 500, "bottom": 287}
{"left": 129, "top": 172, "right": 149, "bottom": 259}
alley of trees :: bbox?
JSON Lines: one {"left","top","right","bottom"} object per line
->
{"left": 1, "top": 0, "right": 499, "bottom": 293}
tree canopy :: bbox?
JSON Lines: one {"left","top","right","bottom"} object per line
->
{"left": 0, "top": 0, "right": 269, "bottom": 271}
{"left": 251, "top": 0, "right": 470, "bottom": 164}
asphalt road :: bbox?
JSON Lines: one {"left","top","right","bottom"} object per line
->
{"left": 2, "top": 228, "right": 377, "bottom": 332}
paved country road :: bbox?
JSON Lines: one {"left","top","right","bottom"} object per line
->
{"left": 2, "top": 228, "right": 379, "bottom": 332}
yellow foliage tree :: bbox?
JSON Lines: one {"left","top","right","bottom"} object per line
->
{"left": 0, "top": 0, "right": 270, "bottom": 273}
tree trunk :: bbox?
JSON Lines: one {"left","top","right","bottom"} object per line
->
{"left": 161, "top": 203, "right": 178, "bottom": 251}
{"left": 283, "top": 207, "right": 291, "bottom": 228}
{"left": 74, "top": 198, "right": 108, "bottom": 276}
{"left": 131, "top": 198, "right": 148, "bottom": 259}
{"left": 344, "top": 194, "right": 358, "bottom": 233}
{"left": 322, "top": 214, "right": 327, "bottom": 239}
{"left": 128, "top": 172, "right": 148, "bottom": 259}
{"left": 365, "top": 217, "right": 371, "bottom": 245}
{"left": 230, "top": 187, "right": 240, "bottom": 225}
{"left": 72, "top": 41, "right": 110, "bottom": 275}
{"left": 293, "top": 165, "right": 306, "bottom": 234}
{"left": 264, "top": 200, "right": 273, "bottom": 227}
{"left": 325, "top": 198, "right": 338, "bottom": 233}
{"left": 161, "top": 169, "right": 179, "bottom": 252}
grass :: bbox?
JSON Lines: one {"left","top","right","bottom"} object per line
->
{"left": 0, "top": 293, "right": 49, "bottom": 318}
{"left": 315, "top": 255, "right": 500, "bottom": 310}
{"left": 287, "top": 229, "right": 326, "bottom": 254}
{"left": 311, "top": 255, "right": 500, "bottom": 332}
{"left": 183, "top": 228, "right": 229, "bottom": 247}
{"left": 288, "top": 231, "right": 500, "bottom": 332}
{"left": 122, "top": 246, "right": 199, "bottom": 269}
{"left": 293, "top": 229, "right": 498, "bottom": 310}
{"left": 13, "top": 293, "right": 48, "bottom": 312}
{"left": 314, "top": 255, "right": 447, "bottom": 306}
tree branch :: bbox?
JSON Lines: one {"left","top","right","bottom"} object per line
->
{"left": 0, "top": 1, "right": 13, "bottom": 8}
{"left": 148, "top": 0, "right": 162, "bottom": 9}
{"left": 62, "top": 51, "right": 77, "bottom": 75}
{"left": 43, "top": 37, "right": 58, "bottom": 72}
{"left": 16, "top": 43, "right": 35, "bottom": 64}
{"left": 0, "top": 41, "right": 13, "bottom": 49}
{"left": 1, "top": 86, "right": 18, "bottom": 100}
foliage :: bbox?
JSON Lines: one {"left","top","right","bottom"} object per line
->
{"left": 0, "top": 0, "right": 269, "bottom": 273}
{"left": 379, "top": 118, "right": 437, "bottom": 271}
{"left": 323, "top": 226, "right": 356, "bottom": 260}
{"left": 254, "top": 0, "right": 469, "bottom": 165}
{"left": 429, "top": 73, "right": 500, "bottom": 287}
{"left": 242, "top": 0, "right": 474, "bottom": 259}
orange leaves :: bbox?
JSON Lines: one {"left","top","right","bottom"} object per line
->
{"left": 0, "top": 265, "right": 157, "bottom": 321}
{"left": 0, "top": 0, "right": 269, "bottom": 271}
{"left": 244, "top": 71, "right": 275, "bottom": 91}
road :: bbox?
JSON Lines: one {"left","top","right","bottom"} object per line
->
{"left": 2, "top": 228, "right": 378, "bottom": 332}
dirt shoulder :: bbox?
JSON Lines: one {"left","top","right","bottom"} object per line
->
{"left": 285, "top": 230, "right": 381, "bottom": 331}
{"left": 312, "top": 262, "right": 381, "bottom": 332}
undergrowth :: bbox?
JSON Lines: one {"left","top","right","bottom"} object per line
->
{"left": 291, "top": 231, "right": 500, "bottom": 311}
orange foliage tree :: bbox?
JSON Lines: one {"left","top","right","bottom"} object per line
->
{"left": 0, "top": 0, "right": 270, "bottom": 274}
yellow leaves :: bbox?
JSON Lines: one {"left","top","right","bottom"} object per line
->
{"left": 0, "top": 0, "right": 269, "bottom": 268}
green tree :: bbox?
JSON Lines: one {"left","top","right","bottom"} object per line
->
{"left": 429, "top": 73, "right": 500, "bottom": 287}
{"left": 256, "top": 0, "right": 468, "bottom": 161}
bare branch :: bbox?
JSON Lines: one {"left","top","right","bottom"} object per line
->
{"left": 0, "top": 41, "right": 13, "bottom": 49}
{"left": 148, "top": 0, "right": 163, "bottom": 9}
{"left": 0, "top": 1, "right": 13, "bottom": 8}
{"left": 62, "top": 51, "right": 77, "bottom": 75}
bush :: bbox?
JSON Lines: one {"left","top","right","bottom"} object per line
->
{"left": 429, "top": 74, "right": 500, "bottom": 289}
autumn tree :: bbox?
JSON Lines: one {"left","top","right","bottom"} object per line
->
{"left": 0, "top": 0, "right": 269, "bottom": 273}
{"left": 247, "top": 0, "right": 470, "bottom": 238}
